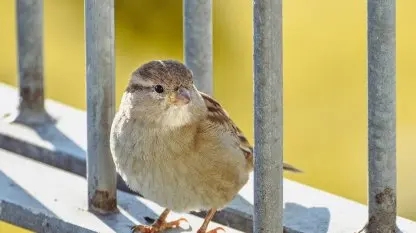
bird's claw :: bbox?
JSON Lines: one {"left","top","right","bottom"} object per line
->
{"left": 167, "top": 217, "right": 189, "bottom": 228}
{"left": 130, "top": 217, "right": 189, "bottom": 233}
{"left": 130, "top": 225, "right": 157, "bottom": 233}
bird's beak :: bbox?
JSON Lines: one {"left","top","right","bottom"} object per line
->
{"left": 169, "top": 87, "right": 191, "bottom": 106}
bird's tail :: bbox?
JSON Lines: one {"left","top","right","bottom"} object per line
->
{"left": 283, "top": 163, "right": 303, "bottom": 173}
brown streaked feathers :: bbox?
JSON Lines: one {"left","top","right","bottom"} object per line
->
{"left": 200, "top": 91, "right": 302, "bottom": 173}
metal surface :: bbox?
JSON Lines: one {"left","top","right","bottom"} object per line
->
{"left": 253, "top": 0, "right": 284, "bottom": 232}
{"left": 85, "top": 0, "right": 117, "bottom": 214}
{"left": 13, "top": 0, "right": 51, "bottom": 125}
{"left": 365, "top": 0, "right": 397, "bottom": 232}
{"left": 183, "top": 0, "right": 213, "bottom": 95}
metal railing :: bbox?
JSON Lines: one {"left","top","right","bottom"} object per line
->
{"left": 183, "top": 0, "right": 213, "bottom": 95}
{"left": 10, "top": 0, "right": 397, "bottom": 232}
{"left": 85, "top": 0, "right": 118, "bottom": 214}
{"left": 365, "top": 0, "right": 396, "bottom": 232}
{"left": 253, "top": 0, "right": 284, "bottom": 232}
{"left": 13, "top": 0, "right": 52, "bottom": 124}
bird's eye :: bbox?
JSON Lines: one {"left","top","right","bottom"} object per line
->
{"left": 154, "top": 85, "right": 164, "bottom": 93}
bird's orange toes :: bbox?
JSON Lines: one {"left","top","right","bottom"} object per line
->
{"left": 130, "top": 225, "right": 158, "bottom": 233}
{"left": 160, "top": 217, "right": 189, "bottom": 229}
{"left": 130, "top": 217, "right": 189, "bottom": 233}
{"left": 197, "top": 226, "right": 226, "bottom": 233}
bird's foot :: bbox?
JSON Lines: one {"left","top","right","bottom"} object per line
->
{"left": 130, "top": 217, "right": 188, "bottom": 233}
{"left": 197, "top": 226, "right": 226, "bottom": 233}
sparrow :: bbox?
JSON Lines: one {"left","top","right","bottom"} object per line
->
{"left": 110, "top": 60, "right": 301, "bottom": 233}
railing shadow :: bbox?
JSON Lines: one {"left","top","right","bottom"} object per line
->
{"left": 0, "top": 150, "right": 189, "bottom": 233}
{"left": 0, "top": 170, "right": 56, "bottom": 217}
{"left": 284, "top": 202, "right": 330, "bottom": 233}
{"left": 225, "top": 192, "right": 331, "bottom": 233}
{"left": 0, "top": 169, "right": 91, "bottom": 233}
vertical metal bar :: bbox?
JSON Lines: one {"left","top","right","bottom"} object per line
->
{"left": 183, "top": 0, "right": 213, "bottom": 95}
{"left": 85, "top": 0, "right": 117, "bottom": 214}
{"left": 365, "top": 0, "right": 397, "bottom": 232}
{"left": 13, "top": 0, "right": 51, "bottom": 125}
{"left": 253, "top": 0, "right": 284, "bottom": 232}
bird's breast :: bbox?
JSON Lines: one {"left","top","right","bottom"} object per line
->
{"left": 109, "top": 114, "right": 199, "bottom": 211}
{"left": 109, "top": 112, "right": 249, "bottom": 212}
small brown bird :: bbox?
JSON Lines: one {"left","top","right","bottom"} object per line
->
{"left": 110, "top": 60, "right": 301, "bottom": 233}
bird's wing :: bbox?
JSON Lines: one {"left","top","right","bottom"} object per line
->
{"left": 199, "top": 91, "right": 301, "bottom": 173}
{"left": 199, "top": 92, "right": 253, "bottom": 160}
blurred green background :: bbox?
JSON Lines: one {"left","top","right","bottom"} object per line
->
{"left": 0, "top": 1, "right": 415, "bottom": 231}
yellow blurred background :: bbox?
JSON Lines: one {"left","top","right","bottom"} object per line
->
{"left": 0, "top": 0, "right": 415, "bottom": 231}
{"left": 0, "top": 222, "right": 32, "bottom": 233}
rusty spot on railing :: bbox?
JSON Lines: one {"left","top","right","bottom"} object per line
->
{"left": 20, "top": 87, "right": 43, "bottom": 105}
{"left": 375, "top": 187, "right": 394, "bottom": 205}
{"left": 364, "top": 215, "right": 398, "bottom": 233}
{"left": 90, "top": 190, "right": 117, "bottom": 214}
{"left": 358, "top": 187, "right": 397, "bottom": 233}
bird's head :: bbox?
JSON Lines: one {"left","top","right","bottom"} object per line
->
{"left": 121, "top": 60, "right": 207, "bottom": 129}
